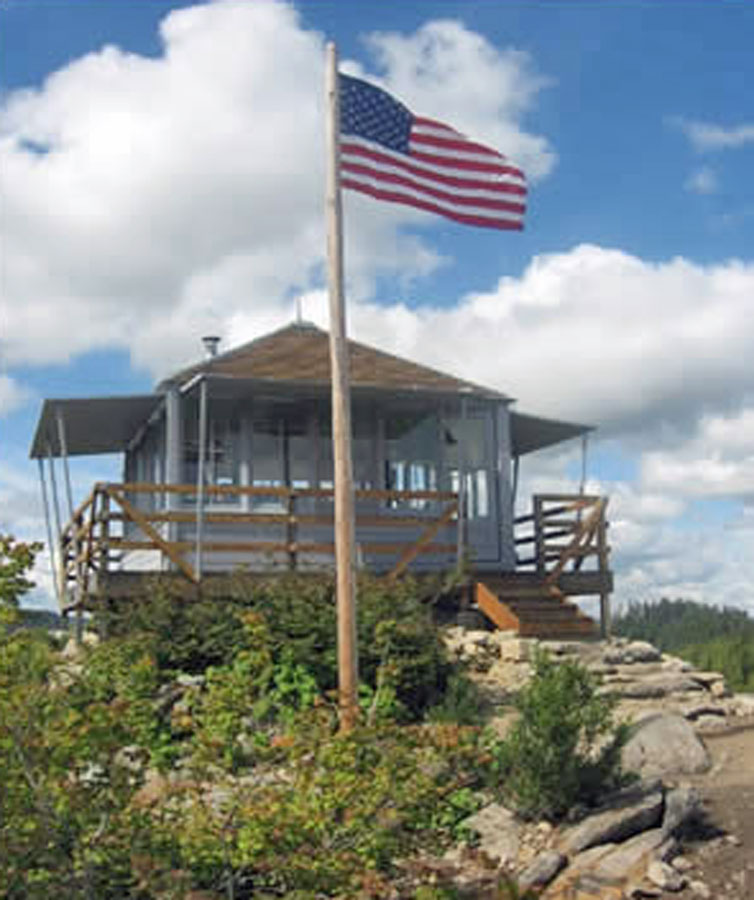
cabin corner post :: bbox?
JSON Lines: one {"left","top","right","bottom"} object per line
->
{"left": 325, "top": 40, "right": 359, "bottom": 731}
{"left": 165, "top": 386, "right": 183, "bottom": 553}
{"left": 495, "top": 401, "right": 516, "bottom": 570}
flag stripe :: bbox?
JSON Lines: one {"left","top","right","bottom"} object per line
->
{"left": 341, "top": 138, "right": 526, "bottom": 194}
{"left": 409, "top": 131, "right": 513, "bottom": 160}
{"left": 342, "top": 168, "right": 524, "bottom": 220}
{"left": 409, "top": 146, "right": 524, "bottom": 176}
{"left": 340, "top": 177, "right": 523, "bottom": 230}
{"left": 342, "top": 160, "right": 526, "bottom": 213}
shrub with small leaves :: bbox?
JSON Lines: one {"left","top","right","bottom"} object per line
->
{"left": 491, "top": 650, "right": 628, "bottom": 820}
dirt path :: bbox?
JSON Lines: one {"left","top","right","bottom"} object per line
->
{"left": 682, "top": 721, "right": 754, "bottom": 898}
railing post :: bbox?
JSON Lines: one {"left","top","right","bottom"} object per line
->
{"left": 597, "top": 501, "right": 611, "bottom": 638}
{"left": 534, "top": 496, "right": 546, "bottom": 575}
{"left": 100, "top": 488, "right": 110, "bottom": 577}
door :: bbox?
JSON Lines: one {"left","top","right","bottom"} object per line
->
{"left": 443, "top": 410, "right": 499, "bottom": 563}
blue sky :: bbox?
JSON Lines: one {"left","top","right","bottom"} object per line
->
{"left": 2, "top": 0, "right": 754, "bottom": 612}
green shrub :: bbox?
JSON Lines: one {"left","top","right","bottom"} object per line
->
{"left": 161, "top": 716, "right": 486, "bottom": 896}
{"left": 94, "top": 581, "right": 253, "bottom": 675}
{"left": 491, "top": 650, "right": 628, "bottom": 820}
{"left": 102, "top": 572, "right": 452, "bottom": 722}
{"left": 426, "top": 670, "right": 488, "bottom": 725}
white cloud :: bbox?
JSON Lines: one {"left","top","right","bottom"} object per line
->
{"left": 320, "top": 246, "right": 754, "bottom": 442}
{"left": 0, "top": 0, "right": 553, "bottom": 378}
{"left": 684, "top": 166, "right": 718, "bottom": 195}
{"left": 673, "top": 116, "right": 754, "bottom": 152}
{"left": 353, "top": 19, "right": 556, "bottom": 180}
{"left": 640, "top": 407, "right": 754, "bottom": 500}
{"left": 0, "top": 374, "right": 30, "bottom": 416}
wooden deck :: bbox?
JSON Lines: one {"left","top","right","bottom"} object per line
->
{"left": 58, "top": 483, "right": 613, "bottom": 639}
{"left": 57, "top": 482, "right": 460, "bottom": 611}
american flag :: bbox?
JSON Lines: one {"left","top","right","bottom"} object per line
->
{"left": 339, "top": 74, "right": 526, "bottom": 231}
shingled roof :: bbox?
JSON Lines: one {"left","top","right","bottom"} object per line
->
{"left": 162, "top": 322, "right": 509, "bottom": 400}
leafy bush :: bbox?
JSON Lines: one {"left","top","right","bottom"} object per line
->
{"left": 159, "top": 716, "right": 485, "bottom": 896}
{"left": 100, "top": 572, "right": 452, "bottom": 722}
{"left": 426, "top": 670, "right": 488, "bottom": 725}
{"left": 94, "top": 580, "right": 254, "bottom": 675}
{"left": 491, "top": 650, "right": 628, "bottom": 820}
{"left": 0, "top": 534, "right": 42, "bottom": 610}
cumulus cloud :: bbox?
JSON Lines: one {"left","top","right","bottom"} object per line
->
{"left": 0, "top": 374, "right": 31, "bottom": 416}
{"left": 672, "top": 116, "right": 754, "bottom": 152}
{"left": 352, "top": 19, "right": 556, "bottom": 180}
{"left": 301, "top": 245, "right": 754, "bottom": 443}
{"left": 684, "top": 166, "right": 719, "bottom": 195}
{"left": 640, "top": 407, "right": 754, "bottom": 500}
{"left": 0, "top": 0, "right": 553, "bottom": 378}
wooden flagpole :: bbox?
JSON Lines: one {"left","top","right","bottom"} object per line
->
{"left": 325, "top": 41, "right": 359, "bottom": 731}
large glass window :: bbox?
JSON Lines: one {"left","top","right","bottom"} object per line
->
{"left": 184, "top": 401, "right": 242, "bottom": 505}
{"left": 385, "top": 412, "right": 441, "bottom": 509}
{"left": 444, "top": 416, "right": 491, "bottom": 520}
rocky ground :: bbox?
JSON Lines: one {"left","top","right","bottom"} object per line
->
{"left": 436, "top": 630, "right": 754, "bottom": 899}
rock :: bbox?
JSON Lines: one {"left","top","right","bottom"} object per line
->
{"left": 662, "top": 785, "right": 701, "bottom": 837}
{"left": 687, "top": 670, "right": 726, "bottom": 689}
{"left": 610, "top": 675, "right": 704, "bottom": 699}
{"left": 623, "top": 713, "right": 711, "bottom": 777}
{"left": 730, "top": 693, "right": 754, "bottom": 716}
{"left": 114, "top": 744, "right": 148, "bottom": 774}
{"left": 517, "top": 849, "right": 566, "bottom": 890}
{"left": 548, "top": 832, "right": 666, "bottom": 898}
{"left": 559, "top": 787, "right": 664, "bottom": 855}
{"left": 679, "top": 701, "right": 727, "bottom": 720}
{"left": 688, "top": 880, "right": 711, "bottom": 898}
{"left": 710, "top": 679, "right": 730, "bottom": 698}
{"left": 498, "top": 637, "right": 536, "bottom": 663}
{"left": 646, "top": 859, "right": 686, "bottom": 892}
{"left": 459, "top": 802, "right": 520, "bottom": 865}
{"left": 603, "top": 641, "right": 662, "bottom": 666}
{"left": 590, "top": 828, "right": 668, "bottom": 882}
{"left": 176, "top": 673, "right": 206, "bottom": 688}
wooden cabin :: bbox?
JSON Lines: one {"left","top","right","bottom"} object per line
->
{"left": 30, "top": 322, "right": 612, "bottom": 638}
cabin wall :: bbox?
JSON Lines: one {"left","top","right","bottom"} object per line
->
{"left": 119, "top": 391, "right": 515, "bottom": 576}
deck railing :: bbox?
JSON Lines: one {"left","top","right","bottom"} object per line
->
{"left": 513, "top": 493, "right": 611, "bottom": 631}
{"left": 58, "top": 482, "right": 460, "bottom": 609}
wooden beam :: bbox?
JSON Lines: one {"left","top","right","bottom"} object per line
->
{"left": 386, "top": 501, "right": 458, "bottom": 581}
{"left": 108, "top": 488, "right": 198, "bottom": 583}
{"left": 475, "top": 582, "right": 521, "bottom": 631}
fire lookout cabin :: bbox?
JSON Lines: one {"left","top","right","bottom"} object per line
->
{"left": 31, "top": 322, "right": 613, "bottom": 639}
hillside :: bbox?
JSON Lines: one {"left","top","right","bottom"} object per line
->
{"left": 614, "top": 598, "right": 754, "bottom": 692}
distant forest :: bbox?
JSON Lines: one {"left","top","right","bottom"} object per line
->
{"left": 613, "top": 598, "right": 754, "bottom": 692}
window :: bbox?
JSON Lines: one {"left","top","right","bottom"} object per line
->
{"left": 184, "top": 405, "right": 241, "bottom": 505}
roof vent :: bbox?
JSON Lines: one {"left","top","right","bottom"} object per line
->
{"left": 202, "top": 335, "right": 221, "bottom": 359}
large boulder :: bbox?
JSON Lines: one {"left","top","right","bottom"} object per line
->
{"left": 459, "top": 802, "right": 520, "bottom": 865}
{"left": 623, "top": 713, "right": 711, "bottom": 778}
{"left": 559, "top": 783, "right": 664, "bottom": 855}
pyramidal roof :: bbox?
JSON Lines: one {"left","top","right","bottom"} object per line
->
{"left": 163, "top": 322, "right": 509, "bottom": 400}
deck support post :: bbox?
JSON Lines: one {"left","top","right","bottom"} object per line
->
{"left": 37, "top": 458, "right": 62, "bottom": 610}
{"left": 195, "top": 377, "right": 208, "bottom": 581}
{"left": 56, "top": 407, "right": 82, "bottom": 636}
{"left": 46, "top": 443, "right": 68, "bottom": 615}
{"left": 165, "top": 386, "right": 182, "bottom": 551}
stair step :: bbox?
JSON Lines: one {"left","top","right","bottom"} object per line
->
{"left": 474, "top": 578, "right": 600, "bottom": 640}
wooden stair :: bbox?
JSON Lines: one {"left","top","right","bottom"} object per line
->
{"left": 475, "top": 579, "right": 599, "bottom": 640}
